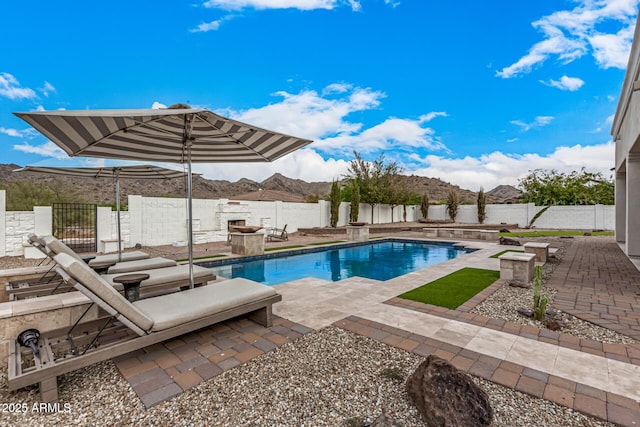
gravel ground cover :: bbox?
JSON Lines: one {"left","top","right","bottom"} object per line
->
{"left": 0, "top": 327, "right": 613, "bottom": 426}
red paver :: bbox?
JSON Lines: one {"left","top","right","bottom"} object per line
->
{"left": 174, "top": 369, "right": 203, "bottom": 390}
{"left": 543, "top": 384, "right": 575, "bottom": 407}
{"left": 115, "top": 315, "right": 311, "bottom": 409}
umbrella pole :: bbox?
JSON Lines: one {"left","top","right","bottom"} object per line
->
{"left": 115, "top": 170, "right": 122, "bottom": 263}
{"left": 187, "top": 149, "right": 194, "bottom": 288}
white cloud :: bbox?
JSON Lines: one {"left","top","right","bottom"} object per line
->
{"left": 323, "top": 83, "right": 351, "bottom": 94}
{"left": 40, "top": 81, "right": 56, "bottom": 97}
{"left": 190, "top": 14, "right": 236, "bottom": 32}
{"left": 151, "top": 101, "right": 168, "bottom": 109}
{"left": 223, "top": 85, "right": 384, "bottom": 140}
{"left": 410, "top": 142, "right": 615, "bottom": 191}
{"left": 194, "top": 142, "right": 615, "bottom": 191}
{"left": 540, "top": 75, "right": 585, "bottom": 91}
{"left": 0, "top": 72, "right": 37, "bottom": 100}
{"left": 589, "top": 24, "right": 635, "bottom": 69}
{"left": 510, "top": 116, "right": 554, "bottom": 132}
{"left": 314, "top": 117, "right": 446, "bottom": 154}
{"left": 13, "top": 141, "right": 68, "bottom": 159}
{"left": 506, "top": 138, "right": 519, "bottom": 143}
{"left": 194, "top": 148, "right": 350, "bottom": 182}
{"left": 203, "top": 0, "right": 338, "bottom": 11}
{"left": 497, "top": 0, "right": 639, "bottom": 78}
{"left": 0, "top": 127, "right": 37, "bottom": 138}
{"left": 419, "top": 111, "right": 447, "bottom": 123}
{"left": 221, "top": 85, "right": 448, "bottom": 155}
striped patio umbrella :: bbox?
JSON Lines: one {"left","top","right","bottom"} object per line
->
{"left": 14, "top": 164, "right": 190, "bottom": 262}
{"left": 15, "top": 104, "right": 313, "bottom": 286}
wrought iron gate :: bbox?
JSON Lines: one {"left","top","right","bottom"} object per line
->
{"left": 52, "top": 203, "right": 97, "bottom": 253}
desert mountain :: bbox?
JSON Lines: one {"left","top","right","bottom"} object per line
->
{"left": 0, "top": 164, "right": 519, "bottom": 205}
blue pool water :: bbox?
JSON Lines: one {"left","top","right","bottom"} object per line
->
{"left": 207, "top": 240, "right": 473, "bottom": 286}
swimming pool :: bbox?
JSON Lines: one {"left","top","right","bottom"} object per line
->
{"left": 206, "top": 239, "right": 474, "bottom": 286}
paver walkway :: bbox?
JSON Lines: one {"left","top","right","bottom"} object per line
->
{"left": 547, "top": 237, "right": 640, "bottom": 341}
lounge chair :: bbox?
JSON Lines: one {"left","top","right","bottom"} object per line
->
{"left": 266, "top": 224, "right": 288, "bottom": 242}
{"left": 7, "top": 252, "right": 281, "bottom": 402}
{"left": 7, "top": 235, "right": 209, "bottom": 300}
{"left": 26, "top": 234, "right": 161, "bottom": 273}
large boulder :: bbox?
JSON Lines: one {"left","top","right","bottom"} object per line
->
{"left": 406, "top": 355, "right": 493, "bottom": 427}
{"left": 499, "top": 236, "right": 521, "bottom": 246}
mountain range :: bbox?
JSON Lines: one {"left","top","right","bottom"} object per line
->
{"left": 0, "top": 163, "right": 521, "bottom": 205}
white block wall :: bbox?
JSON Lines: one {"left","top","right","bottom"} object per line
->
{"left": 534, "top": 205, "right": 614, "bottom": 230}
{"left": 0, "top": 190, "right": 5, "bottom": 257}
{"left": 0, "top": 193, "right": 617, "bottom": 257}
{"left": 5, "top": 212, "right": 34, "bottom": 255}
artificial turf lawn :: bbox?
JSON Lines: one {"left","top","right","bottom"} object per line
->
{"left": 490, "top": 249, "right": 524, "bottom": 258}
{"left": 399, "top": 267, "right": 500, "bottom": 310}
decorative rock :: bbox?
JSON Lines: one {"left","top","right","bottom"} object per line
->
{"left": 583, "top": 232, "right": 592, "bottom": 236}
{"left": 499, "top": 236, "right": 521, "bottom": 246}
{"left": 517, "top": 308, "right": 534, "bottom": 318}
{"left": 544, "top": 319, "right": 565, "bottom": 331}
{"left": 406, "top": 355, "right": 493, "bottom": 427}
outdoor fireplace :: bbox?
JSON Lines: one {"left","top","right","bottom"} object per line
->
{"left": 228, "top": 219, "right": 246, "bottom": 231}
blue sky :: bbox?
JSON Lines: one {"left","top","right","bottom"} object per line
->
{"left": 1, "top": 0, "right": 636, "bottom": 191}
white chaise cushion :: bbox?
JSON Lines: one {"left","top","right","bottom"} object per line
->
{"left": 46, "top": 237, "right": 84, "bottom": 262}
{"left": 88, "top": 251, "right": 150, "bottom": 268}
{"left": 133, "top": 278, "right": 277, "bottom": 332}
{"left": 107, "top": 257, "right": 177, "bottom": 274}
{"left": 53, "top": 252, "right": 155, "bottom": 332}
{"left": 102, "top": 264, "right": 213, "bottom": 291}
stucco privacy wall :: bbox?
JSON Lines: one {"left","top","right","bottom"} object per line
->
{"left": 1, "top": 193, "right": 616, "bottom": 257}
{"left": 0, "top": 190, "right": 4, "bottom": 257}
{"left": 427, "top": 203, "right": 544, "bottom": 226}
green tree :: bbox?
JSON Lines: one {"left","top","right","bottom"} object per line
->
{"left": 518, "top": 168, "right": 614, "bottom": 206}
{"left": 477, "top": 187, "right": 487, "bottom": 224}
{"left": 446, "top": 188, "right": 459, "bottom": 222}
{"left": 329, "top": 180, "right": 341, "bottom": 227}
{"left": 345, "top": 151, "right": 401, "bottom": 224}
{"left": 349, "top": 179, "right": 360, "bottom": 222}
{"left": 2, "top": 180, "right": 85, "bottom": 211}
{"left": 420, "top": 192, "right": 430, "bottom": 220}
{"left": 381, "top": 168, "right": 407, "bottom": 223}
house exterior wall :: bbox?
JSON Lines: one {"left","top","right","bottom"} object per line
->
{"left": 611, "top": 13, "right": 640, "bottom": 261}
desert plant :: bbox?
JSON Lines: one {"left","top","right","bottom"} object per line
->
{"left": 349, "top": 179, "right": 360, "bottom": 222}
{"left": 477, "top": 187, "right": 487, "bottom": 224}
{"left": 532, "top": 265, "right": 549, "bottom": 321}
{"left": 446, "top": 188, "right": 459, "bottom": 221}
{"left": 330, "top": 180, "right": 341, "bottom": 227}
{"left": 420, "top": 192, "right": 429, "bottom": 219}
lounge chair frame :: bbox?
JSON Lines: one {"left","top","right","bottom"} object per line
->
{"left": 266, "top": 224, "right": 288, "bottom": 242}
{"left": 8, "top": 265, "right": 281, "bottom": 402}
{"left": 7, "top": 235, "right": 211, "bottom": 300}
